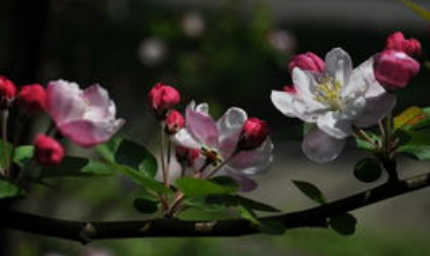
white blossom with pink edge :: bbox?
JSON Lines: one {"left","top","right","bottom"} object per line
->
{"left": 271, "top": 48, "right": 396, "bottom": 163}
{"left": 46, "top": 80, "right": 125, "bottom": 147}
{"left": 172, "top": 101, "right": 273, "bottom": 192}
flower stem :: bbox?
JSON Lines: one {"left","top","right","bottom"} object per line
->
{"left": 205, "top": 151, "right": 238, "bottom": 179}
{"left": 1, "top": 110, "right": 10, "bottom": 178}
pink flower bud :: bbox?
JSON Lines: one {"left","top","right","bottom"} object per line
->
{"left": 165, "top": 110, "right": 185, "bottom": 135}
{"left": 175, "top": 146, "right": 200, "bottom": 167}
{"left": 238, "top": 118, "right": 269, "bottom": 150}
{"left": 148, "top": 83, "right": 180, "bottom": 119}
{"left": 0, "top": 76, "right": 17, "bottom": 109}
{"left": 288, "top": 52, "right": 325, "bottom": 73}
{"left": 283, "top": 85, "right": 297, "bottom": 94}
{"left": 374, "top": 50, "right": 420, "bottom": 90}
{"left": 17, "top": 84, "right": 47, "bottom": 113}
{"left": 35, "top": 135, "right": 64, "bottom": 167}
{"left": 385, "top": 31, "right": 422, "bottom": 58}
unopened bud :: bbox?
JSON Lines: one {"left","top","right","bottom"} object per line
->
{"left": 35, "top": 135, "right": 64, "bottom": 167}
{"left": 0, "top": 76, "right": 17, "bottom": 109}
{"left": 165, "top": 110, "right": 184, "bottom": 135}
{"left": 17, "top": 84, "right": 47, "bottom": 113}
{"left": 288, "top": 52, "right": 325, "bottom": 73}
{"left": 385, "top": 31, "right": 422, "bottom": 58}
{"left": 175, "top": 146, "right": 200, "bottom": 167}
{"left": 147, "top": 82, "right": 180, "bottom": 119}
{"left": 238, "top": 118, "right": 269, "bottom": 150}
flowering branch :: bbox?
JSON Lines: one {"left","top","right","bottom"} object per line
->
{"left": 1, "top": 169, "right": 429, "bottom": 243}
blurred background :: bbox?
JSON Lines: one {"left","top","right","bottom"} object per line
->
{"left": 2, "top": 0, "right": 430, "bottom": 255}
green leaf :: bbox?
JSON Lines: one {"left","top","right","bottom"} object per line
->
{"left": 258, "top": 220, "right": 287, "bottom": 235}
{"left": 176, "top": 177, "right": 236, "bottom": 196}
{"left": 328, "top": 213, "right": 357, "bottom": 236}
{"left": 353, "top": 158, "right": 382, "bottom": 183}
{"left": 41, "top": 157, "right": 116, "bottom": 178}
{"left": 209, "top": 176, "right": 239, "bottom": 192}
{"left": 393, "top": 106, "right": 427, "bottom": 130}
{"left": 0, "top": 180, "right": 23, "bottom": 199}
{"left": 397, "top": 130, "right": 430, "bottom": 160}
{"left": 13, "top": 145, "right": 34, "bottom": 167}
{"left": 239, "top": 205, "right": 260, "bottom": 225}
{"left": 133, "top": 198, "right": 159, "bottom": 214}
{"left": 354, "top": 131, "right": 380, "bottom": 152}
{"left": 398, "top": 144, "right": 430, "bottom": 160}
{"left": 96, "top": 137, "right": 158, "bottom": 179}
{"left": 401, "top": 0, "right": 430, "bottom": 22}
{"left": 293, "top": 180, "right": 327, "bottom": 205}
{"left": 206, "top": 194, "right": 281, "bottom": 212}
{"left": 184, "top": 196, "right": 225, "bottom": 212}
{"left": 0, "top": 139, "right": 13, "bottom": 169}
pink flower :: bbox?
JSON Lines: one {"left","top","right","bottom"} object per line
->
{"left": 0, "top": 76, "right": 17, "bottom": 109}
{"left": 173, "top": 101, "right": 273, "bottom": 191}
{"left": 238, "top": 118, "right": 269, "bottom": 150}
{"left": 148, "top": 82, "right": 180, "bottom": 119}
{"left": 35, "top": 135, "right": 64, "bottom": 166}
{"left": 17, "top": 84, "right": 47, "bottom": 113}
{"left": 374, "top": 50, "right": 420, "bottom": 90}
{"left": 385, "top": 31, "right": 422, "bottom": 58}
{"left": 288, "top": 52, "right": 325, "bottom": 73}
{"left": 165, "top": 110, "right": 185, "bottom": 135}
{"left": 175, "top": 146, "right": 200, "bottom": 167}
{"left": 46, "top": 80, "right": 125, "bottom": 147}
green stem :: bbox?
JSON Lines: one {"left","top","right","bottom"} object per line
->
{"left": 1, "top": 111, "right": 10, "bottom": 178}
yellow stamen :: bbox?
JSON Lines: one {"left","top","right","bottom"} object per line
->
{"left": 314, "top": 77, "right": 343, "bottom": 110}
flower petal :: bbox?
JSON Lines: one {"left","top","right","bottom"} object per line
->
{"left": 302, "top": 128, "right": 346, "bottom": 163}
{"left": 171, "top": 128, "right": 202, "bottom": 149}
{"left": 354, "top": 93, "right": 397, "bottom": 127}
{"left": 271, "top": 90, "right": 296, "bottom": 117}
{"left": 317, "top": 112, "right": 351, "bottom": 139}
{"left": 228, "top": 173, "right": 258, "bottom": 192}
{"left": 217, "top": 107, "right": 247, "bottom": 156}
{"left": 325, "top": 48, "right": 353, "bottom": 86}
{"left": 186, "top": 102, "right": 220, "bottom": 148}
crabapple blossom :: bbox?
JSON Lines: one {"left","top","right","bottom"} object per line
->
{"left": 148, "top": 82, "right": 180, "bottom": 119}
{"left": 172, "top": 101, "right": 273, "bottom": 191}
{"left": 46, "top": 80, "right": 125, "bottom": 147}
{"left": 0, "top": 76, "right": 17, "bottom": 109}
{"left": 272, "top": 48, "right": 396, "bottom": 163}
{"left": 288, "top": 52, "right": 325, "bottom": 73}
{"left": 35, "top": 135, "right": 64, "bottom": 166}
{"left": 385, "top": 31, "right": 422, "bottom": 58}
{"left": 17, "top": 84, "right": 47, "bottom": 113}
{"left": 374, "top": 50, "right": 420, "bottom": 90}
{"left": 165, "top": 110, "right": 185, "bottom": 135}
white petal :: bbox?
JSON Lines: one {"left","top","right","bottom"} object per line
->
{"left": 292, "top": 68, "right": 315, "bottom": 98}
{"left": 271, "top": 90, "right": 297, "bottom": 117}
{"left": 195, "top": 103, "right": 209, "bottom": 115}
{"left": 217, "top": 107, "right": 247, "bottom": 156}
{"left": 317, "top": 112, "right": 351, "bottom": 139}
{"left": 325, "top": 48, "right": 352, "bottom": 86}
{"left": 302, "top": 128, "right": 346, "bottom": 163}
{"left": 171, "top": 129, "right": 202, "bottom": 148}
{"left": 186, "top": 102, "right": 220, "bottom": 147}
{"left": 354, "top": 93, "right": 396, "bottom": 128}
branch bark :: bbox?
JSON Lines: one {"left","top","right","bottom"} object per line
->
{"left": 0, "top": 172, "right": 429, "bottom": 243}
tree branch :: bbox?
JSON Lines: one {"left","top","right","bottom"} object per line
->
{"left": 1, "top": 172, "right": 430, "bottom": 243}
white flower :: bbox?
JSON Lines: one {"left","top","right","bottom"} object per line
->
{"left": 271, "top": 48, "right": 396, "bottom": 163}
{"left": 172, "top": 101, "right": 273, "bottom": 191}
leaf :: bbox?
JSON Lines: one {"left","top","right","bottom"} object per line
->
{"left": 206, "top": 194, "right": 281, "bottom": 212}
{"left": 133, "top": 198, "right": 159, "bottom": 214}
{"left": 41, "top": 157, "right": 116, "bottom": 178}
{"left": 328, "top": 213, "right": 357, "bottom": 236}
{"left": 0, "top": 139, "right": 13, "bottom": 169}
{"left": 239, "top": 205, "right": 260, "bottom": 225}
{"left": 13, "top": 145, "right": 34, "bottom": 167}
{"left": 397, "top": 130, "right": 430, "bottom": 160}
{"left": 401, "top": 0, "right": 430, "bottom": 22}
{"left": 354, "top": 131, "right": 379, "bottom": 152}
{"left": 258, "top": 220, "right": 287, "bottom": 235}
{"left": 293, "top": 180, "right": 327, "bottom": 205}
{"left": 176, "top": 177, "right": 236, "bottom": 196}
{"left": 393, "top": 106, "right": 427, "bottom": 130}
{"left": 0, "top": 180, "right": 23, "bottom": 199}
{"left": 209, "top": 176, "right": 239, "bottom": 192}
{"left": 398, "top": 144, "right": 430, "bottom": 160}
{"left": 353, "top": 158, "right": 382, "bottom": 183}
{"left": 184, "top": 196, "right": 225, "bottom": 212}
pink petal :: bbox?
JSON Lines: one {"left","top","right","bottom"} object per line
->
{"left": 186, "top": 102, "right": 220, "bottom": 148}
{"left": 302, "top": 128, "right": 346, "bottom": 163}
{"left": 228, "top": 173, "right": 258, "bottom": 192}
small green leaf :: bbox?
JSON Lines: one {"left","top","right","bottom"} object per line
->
{"left": 13, "top": 145, "right": 34, "bottom": 167}
{"left": 353, "top": 158, "right": 382, "bottom": 183}
{"left": 176, "top": 177, "right": 236, "bottom": 196}
{"left": 184, "top": 196, "right": 225, "bottom": 212}
{"left": 354, "top": 131, "right": 379, "bottom": 152}
{"left": 401, "top": 0, "right": 430, "bottom": 22}
{"left": 0, "top": 180, "right": 23, "bottom": 199}
{"left": 393, "top": 106, "right": 427, "bottom": 130}
{"left": 209, "top": 176, "right": 239, "bottom": 192}
{"left": 239, "top": 205, "right": 260, "bottom": 225}
{"left": 206, "top": 194, "right": 281, "bottom": 212}
{"left": 41, "top": 157, "right": 116, "bottom": 178}
{"left": 328, "top": 213, "right": 357, "bottom": 236}
{"left": 293, "top": 180, "right": 327, "bottom": 205}
{"left": 397, "top": 130, "right": 430, "bottom": 160}
{"left": 398, "top": 144, "right": 430, "bottom": 160}
{"left": 258, "top": 220, "right": 287, "bottom": 235}
{"left": 133, "top": 198, "right": 159, "bottom": 214}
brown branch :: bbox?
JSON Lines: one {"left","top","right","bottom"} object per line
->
{"left": 1, "top": 172, "right": 430, "bottom": 243}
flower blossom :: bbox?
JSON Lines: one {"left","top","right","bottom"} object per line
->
{"left": 271, "top": 48, "right": 396, "bottom": 163}
{"left": 172, "top": 101, "right": 273, "bottom": 191}
{"left": 46, "top": 80, "right": 125, "bottom": 147}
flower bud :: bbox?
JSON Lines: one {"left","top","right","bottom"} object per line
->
{"left": 238, "top": 118, "right": 269, "bottom": 150}
{"left": 148, "top": 82, "right": 180, "bottom": 119}
{"left": 17, "top": 84, "right": 47, "bottom": 113}
{"left": 35, "top": 135, "right": 64, "bottom": 167}
{"left": 288, "top": 52, "right": 325, "bottom": 73}
{"left": 165, "top": 110, "right": 185, "bottom": 135}
{"left": 374, "top": 50, "right": 420, "bottom": 90}
{"left": 0, "top": 76, "right": 17, "bottom": 109}
{"left": 385, "top": 31, "right": 422, "bottom": 58}
{"left": 175, "top": 146, "right": 200, "bottom": 167}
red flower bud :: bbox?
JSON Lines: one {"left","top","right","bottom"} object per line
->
{"left": 175, "top": 146, "right": 200, "bottom": 167}
{"left": 283, "top": 85, "right": 297, "bottom": 94}
{"left": 288, "top": 52, "right": 325, "bottom": 73}
{"left": 17, "top": 84, "right": 47, "bottom": 113}
{"left": 374, "top": 50, "right": 420, "bottom": 90}
{"left": 148, "top": 82, "right": 180, "bottom": 119}
{"left": 238, "top": 118, "right": 269, "bottom": 150}
{"left": 35, "top": 135, "right": 64, "bottom": 167}
{"left": 0, "top": 76, "right": 17, "bottom": 109}
{"left": 165, "top": 110, "right": 185, "bottom": 135}
{"left": 385, "top": 31, "right": 422, "bottom": 58}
